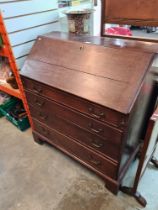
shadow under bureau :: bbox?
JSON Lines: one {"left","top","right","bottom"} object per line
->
{"left": 20, "top": 32, "right": 157, "bottom": 195}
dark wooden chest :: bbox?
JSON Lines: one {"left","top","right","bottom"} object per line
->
{"left": 20, "top": 32, "right": 156, "bottom": 194}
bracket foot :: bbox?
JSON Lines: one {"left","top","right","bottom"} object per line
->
{"left": 120, "top": 186, "right": 147, "bottom": 207}
{"left": 34, "top": 138, "right": 44, "bottom": 145}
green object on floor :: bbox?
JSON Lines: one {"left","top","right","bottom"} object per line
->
{"left": 0, "top": 98, "right": 13, "bottom": 118}
{"left": 0, "top": 98, "right": 30, "bottom": 131}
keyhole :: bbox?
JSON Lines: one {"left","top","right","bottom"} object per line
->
{"left": 80, "top": 46, "right": 84, "bottom": 50}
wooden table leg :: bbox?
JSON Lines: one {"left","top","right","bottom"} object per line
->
{"left": 120, "top": 186, "right": 147, "bottom": 207}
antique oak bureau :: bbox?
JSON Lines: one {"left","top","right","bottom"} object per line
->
{"left": 20, "top": 32, "right": 156, "bottom": 194}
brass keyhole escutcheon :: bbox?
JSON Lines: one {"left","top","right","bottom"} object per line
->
{"left": 80, "top": 46, "right": 84, "bottom": 50}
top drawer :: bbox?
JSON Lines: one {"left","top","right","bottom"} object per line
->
{"left": 21, "top": 76, "right": 128, "bottom": 128}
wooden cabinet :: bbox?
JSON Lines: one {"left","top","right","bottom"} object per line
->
{"left": 20, "top": 32, "right": 157, "bottom": 195}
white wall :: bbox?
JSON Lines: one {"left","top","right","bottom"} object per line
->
{"left": 92, "top": 0, "right": 101, "bottom": 36}
{"left": 0, "top": 0, "right": 60, "bottom": 69}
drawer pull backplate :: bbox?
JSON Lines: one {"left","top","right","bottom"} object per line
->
{"left": 88, "top": 107, "right": 105, "bottom": 119}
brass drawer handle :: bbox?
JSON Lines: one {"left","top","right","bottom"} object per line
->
{"left": 89, "top": 123, "right": 103, "bottom": 134}
{"left": 88, "top": 107, "right": 105, "bottom": 120}
{"left": 39, "top": 113, "right": 48, "bottom": 120}
{"left": 33, "top": 85, "right": 43, "bottom": 94}
{"left": 35, "top": 98, "right": 45, "bottom": 107}
{"left": 90, "top": 127, "right": 103, "bottom": 134}
{"left": 89, "top": 156, "right": 101, "bottom": 166}
{"left": 91, "top": 140, "right": 104, "bottom": 148}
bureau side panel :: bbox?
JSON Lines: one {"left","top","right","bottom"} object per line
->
{"left": 119, "top": 70, "right": 155, "bottom": 176}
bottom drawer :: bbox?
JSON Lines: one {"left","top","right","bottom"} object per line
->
{"left": 32, "top": 115, "right": 120, "bottom": 161}
{"left": 33, "top": 122, "right": 118, "bottom": 179}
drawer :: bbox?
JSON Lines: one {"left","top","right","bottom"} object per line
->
{"left": 25, "top": 91, "right": 123, "bottom": 145}
{"left": 33, "top": 127, "right": 118, "bottom": 179}
{"left": 33, "top": 118, "right": 121, "bottom": 161}
{"left": 21, "top": 77, "right": 127, "bottom": 128}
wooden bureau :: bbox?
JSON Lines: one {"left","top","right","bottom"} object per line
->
{"left": 20, "top": 32, "right": 157, "bottom": 194}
